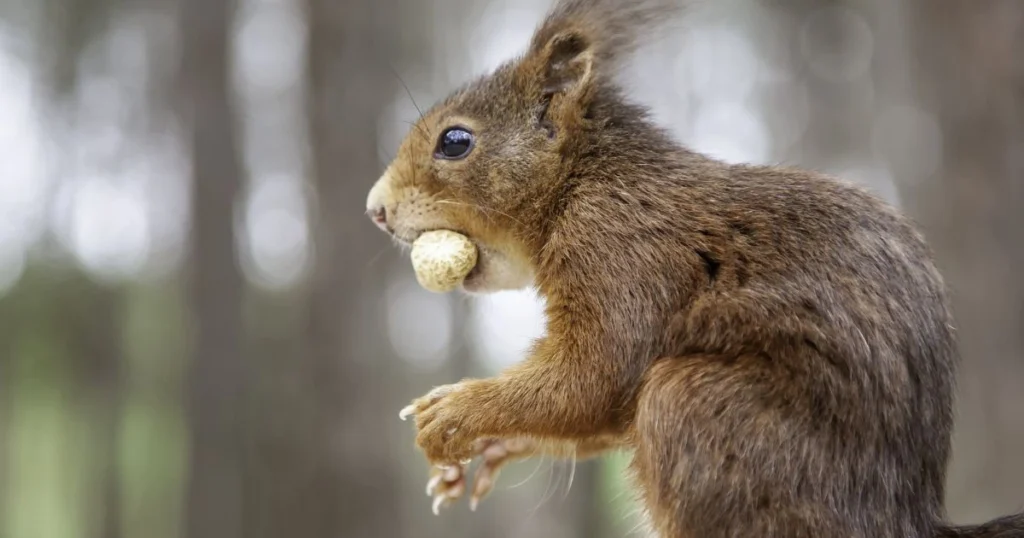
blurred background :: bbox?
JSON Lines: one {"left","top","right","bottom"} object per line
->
{"left": 0, "top": 0, "right": 1021, "bottom": 537}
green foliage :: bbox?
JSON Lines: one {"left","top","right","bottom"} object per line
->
{"left": 1, "top": 270, "right": 188, "bottom": 538}
{"left": 600, "top": 451, "right": 644, "bottom": 535}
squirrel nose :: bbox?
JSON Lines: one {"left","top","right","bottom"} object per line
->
{"left": 367, "top": 205, "right": 389, "bottom": 232}
{"left": 366, "top": 169, "right": 393, "bottom": 233}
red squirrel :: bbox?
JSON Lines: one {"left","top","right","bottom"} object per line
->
{"left": 365, "top": 0, "right": 1024, "bottom": 536}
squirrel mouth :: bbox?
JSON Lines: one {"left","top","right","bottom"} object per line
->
{"left": 459, "top": 238, "right": 486, "bottom": 287}
{"left": 401, "top": 227, "right": 484, "bottom": 283}
{"left": 464, "top": 256, "right": 483, "bottom": 281}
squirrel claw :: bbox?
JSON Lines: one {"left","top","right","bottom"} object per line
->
{"left": 431, "top": 478, "right": 464, "bottom": 515}
{"left": 400, "top": 382, "right": 465, "bottom": 422}
{"left": 399, "top": 404, "right": 416, "bottom": 421}
{"left": 431, "top": 494, "right": 448, "bottom": 515}
{"left": 426, "top": 473, "right": 443, "bottom": 496}
{"left": 426, "top": 463, "right": 467, "bottom": 514}
{"left": 420, "top": 438, "right": 536, "bottom": 514}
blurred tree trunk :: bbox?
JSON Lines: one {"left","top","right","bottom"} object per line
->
{"left": 91, "top": 292, "right": 122, "bottom": 538}
{"left": 0, "top": 284, "right": 10, "bottom": 529}
{"left": 904, "top": 0, "right": 1024, "bottom": 524}
{"left": 179, "top": 0, "right": 246, "bottom": 534}
{"left": 300, "top": 0, "right": 405, "bottom": 536}
{"left": 65, "top": 281, "right": 123, "bottom": 538}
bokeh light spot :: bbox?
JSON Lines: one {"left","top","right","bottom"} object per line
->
{"left": 871, "top": 104, "right": 944, "bottom": 183}
{"left": 470, "top": 288, "right": 546, "bottom": 372}
{"left": 53, "top": 179, "right": 152, "bottom": 282}
{"left": 386, "top": 277, "right": 453, "bottom": 371}
{"left": 800, "top": 6, "right": 875, "bottom": 83}
{"left": 690, "top": 102, "right": 770, "bottom": 165}
{"left": 241, "top": 175, "right": 311, "bottom": 290}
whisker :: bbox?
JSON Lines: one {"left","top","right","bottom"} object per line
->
{"left": 402, "top": 120, "right": 430, "bottom": 142}
{"left": 621, "top": 490, "right": 652, "bottom": 537}
{"left": 364, "top": 245, "right": 391, "bottom": 271}
{"left": 387, "top": 63, "right": 431, "bottom": 143}
{"left": 526, "top": 458, "right": 559, "bottom": 518}
{"left": 389, "top": 233, "right": 412, "bottom": 255}
{"left": 626, "top": 511, "right": 654, "bottom": 538}
{"left": 437, "top": 197, "right": 563, "bottom": 237}
{"left": 509, "top": 451, "right": 548, "bottom": 489}
{"left": 435, "top": 199, "right": 527, "bottom": 228}
{"left": 609, "top": 484, "right": 630, "bottom": 503}
{"left": 388, "top": 63, "right": 426, "bottom": 123}
{"left": 561, "top": 453, "right": 577, "bottom": 500}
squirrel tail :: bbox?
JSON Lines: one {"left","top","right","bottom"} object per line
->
{"left": 936, "top": 512, "right": 1024, "bottom": 538}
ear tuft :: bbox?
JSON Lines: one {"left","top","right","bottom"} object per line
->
{"left": 542, "top": 32, "right": 594, "bottom": 95}
{"left": 517, "top": 0, "right": 686, "bottom": 116}
{"left": 526, "top": 0, "right": 687, "bottom": 81}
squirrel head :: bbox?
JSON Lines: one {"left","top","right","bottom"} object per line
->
{"left": 366, "top": 0, "right": 683, "bottom": 293}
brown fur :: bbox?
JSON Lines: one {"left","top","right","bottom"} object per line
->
{"left": 366, "top": 1, "right": 1024, "bottom": 536}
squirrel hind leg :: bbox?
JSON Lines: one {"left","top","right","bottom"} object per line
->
{"left": 628, "top": 354, "right": 899, "bottom": 538}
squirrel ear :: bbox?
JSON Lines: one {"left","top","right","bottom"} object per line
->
{"left": 535, "top": 30, "right": 595, "bottom": 96}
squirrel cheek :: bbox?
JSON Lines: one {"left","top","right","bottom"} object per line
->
{"left": 461, "top": 247, "right": 534, "bottom": 294}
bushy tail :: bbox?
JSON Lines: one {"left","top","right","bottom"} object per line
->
{"left": 937, "top": 512, "right": 1024, "bottom": 538}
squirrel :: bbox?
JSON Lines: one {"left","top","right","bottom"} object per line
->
{"left": 365, "top": 0, "right": 1024, "bottom": 536}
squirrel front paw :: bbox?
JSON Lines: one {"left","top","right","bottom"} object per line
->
{"left": 424, "top": 437, "right": 536, "bottom": 514}
{"left": 400, "top": 380, "right": 496, "bottom": 465}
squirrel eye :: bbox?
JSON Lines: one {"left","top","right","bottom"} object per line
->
{"left": 435, "top": 127, "right": 474, "bottom": 160}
